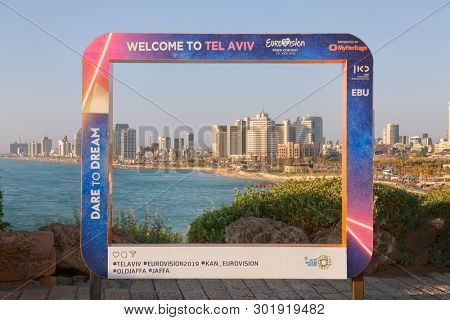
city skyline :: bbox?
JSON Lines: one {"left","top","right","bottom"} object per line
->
{"left": 7, "top": 102, "right": 450, "bottom": 158}
{"left": 0, "top": 1, "right": 449, "bottom": 153}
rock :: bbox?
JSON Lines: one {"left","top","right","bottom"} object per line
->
{"left": 311, "top": 223, "right": 342, "bottom": 244}
{"left": 40, "top": 223, "right": 136, "bottom": 274}
{"left": 225, "top": 217, "right": 310, "bottom": 244}
{"left": 0, "top": 231, "right": 56, "bottom": 282}
{"left": 405, "top": 217, "right": 446, "bottom": 265}
{"left": 364, "top": 229, "right": 397, "bottom": 275}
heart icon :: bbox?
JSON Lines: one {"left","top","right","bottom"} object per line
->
{"left": 281, "top": 38, "right": 290, "bottom": 47}
{"left": 112, "top": 251, "right": 119, "bottom": 258}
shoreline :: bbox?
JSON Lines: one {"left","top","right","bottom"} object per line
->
{"left": 0, "top": 155, "right": 341, "bottom": 183}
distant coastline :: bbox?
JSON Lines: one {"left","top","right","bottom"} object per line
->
{"left": 0, "top": 154, "right": 339, "bottom": 183}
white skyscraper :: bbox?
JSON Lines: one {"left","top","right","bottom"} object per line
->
{"left": 29, "top": 141, "right": 41, "bottom": 157}
{"left": 382, "top": 123, "right": 399, "bottom": 145}
{"left": 211, "top": 125, "right": 228, "bottom": 158}
{"left": 58, "top": 136, "right": 70, "bottom": 156}
{"left": 247, "top": 112, "right": 276, "bottom": 160}
{"left": 294, "top": 116, "right": 323, "bottom": 153}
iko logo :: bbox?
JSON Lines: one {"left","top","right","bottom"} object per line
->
{"left": 353, "top": 65, "right": 370, "bottom": 73}
{"left": 351, "top": 89, "right": 370, "bottom": 97}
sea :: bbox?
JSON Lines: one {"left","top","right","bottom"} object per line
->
{"left": 0, "top": 158, "right": 256, "bottom": 233}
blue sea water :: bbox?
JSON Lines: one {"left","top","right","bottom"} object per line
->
{"left": 0, "top": 158, "right": 255, "bottom": 232}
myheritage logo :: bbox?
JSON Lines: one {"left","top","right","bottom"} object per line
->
{"left": 304, "top": 255, "right": 332, "bottom": 270}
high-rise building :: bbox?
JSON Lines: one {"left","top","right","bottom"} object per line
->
{"left": 283, "top": 119, "right": 295, "bottom": 144}
{"left": 235, "top": 119, "right": 247, "bottom": 155}
{"left": 113, "top": 124, "right": 129, "bottom": 156}
{"left": 173, "top": 138, "right": 180, "bottom": 150}
{"left": 275, "top": 124, "right": 285, "bottom": 146}
{"left": 10, "top": 140, "right": 28, "bottom": 155}
{"left": 382, "top": 123, "right": 399, "bottom": 145}
{"left": 73, "top": 129, "right": 82, "bottom": 158}
{"left": 184, "top": 132, "right": 194, "bottom": 150}
{"left": 58, "top": 136, "right": 70, "bottom": 156}
{"left": 226, "top": 124, "right": 239, "bottom": 156}
{"left": 294, "top": 116, "right": 323, "bottom": 153}
{"left": 211, "top": 125, "right": 228, "bottom": 158}
{"left": 121, "top": 128, "right": 136, "bottom": 160}
{"left": 41, "top": 137, "right": 52, "bottom": 156}
{"left": 179, "top": 137, "right": 184, "bottom": 151}
{"left": 157, "top": 136, "right": 171, "bottom": 150}
{"left": 247, "top": 112, "right": 276, "bottom": 159}
{"left": 28, "top": 141, "right": 42, "bottom": 157}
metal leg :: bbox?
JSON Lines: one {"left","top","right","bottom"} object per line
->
{"left": 352, "top": 274, "right": 364, "bottom": 300}
{"left": 90, "top": 272, "right": 102, "bottom": 300}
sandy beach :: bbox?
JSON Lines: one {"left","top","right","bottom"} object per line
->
{"left": 1, "top": 155, "right": 341, "bottom": 183}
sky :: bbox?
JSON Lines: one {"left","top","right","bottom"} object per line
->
{"left": 0, "top": 0, "right": 449, "bottom": 152}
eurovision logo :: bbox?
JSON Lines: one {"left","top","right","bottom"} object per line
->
{"left": 266, "top": 37, "right": 305, "bottom": 55}
{"left": 304, "top": 255, "right": 332, "bottom": 270}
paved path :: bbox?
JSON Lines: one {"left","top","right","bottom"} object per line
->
{"left": 1, "top": 272, "right": 449, "bottom": 300}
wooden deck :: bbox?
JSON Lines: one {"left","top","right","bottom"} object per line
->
{"left": 1, "top": 272, "right": 449, "bottom": 300}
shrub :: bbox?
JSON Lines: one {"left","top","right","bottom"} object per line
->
{"left": 188, "top": 179, "right": 428, "bottom": 246}
{"left": 373, "top": 183, "right": 424, "bottom": 247}
{"left": 187, "top": 178, "right": 342, "bottom": 243}
{"left": 421, "top": 186, "right": 450, "bottom": 218}
{"left": 422, "top": 186, "right": 450, "bottom": 266}
{"left": 114, "top": 206, "right": 182, "bottom": 244}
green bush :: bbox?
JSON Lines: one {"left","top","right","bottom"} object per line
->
{"left": 188, "top": 178, "right": 342, "bottom": 243}
{"left": 422, "top": 186, "right": 450, "bottom": 266}
{"left": 188, "top": 179, "right": 429, "bottom": 246}
{"left": 114, "top": 207, "right": 182, "bottom": 244}
{"left": 421, "top": 186, "right": 450, "bottom": 218}
{"left": 373, "top": 183, "right": 424, "bottom": 247}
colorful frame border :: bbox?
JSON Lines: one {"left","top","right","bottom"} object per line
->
{"left": 81, "top": 33, "right": 373, "bottom": 279}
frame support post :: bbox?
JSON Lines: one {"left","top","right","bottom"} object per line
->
{"left": 352, "top": 274, "right": 364, "bottom": 300}
{"left": 90, "top": 272, "right": 102, "bottom": 300}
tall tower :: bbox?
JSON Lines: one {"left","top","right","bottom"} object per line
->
{"left": 382, "top": 123, "right": 399, "bottom": 145}
{"left": 211, "top": 125, "right": 227, "bottom": 158}
{"left": 247, "top": 112, "right": 276, "bottom": 160}
{"left": 294, "top": 116, "right": 323, "bottom": 153}
{"left": 121, "top": 128, "right": 136, "bottom": 160}
{"left": 113, "top": 124, "right": 129, "bottom": 156}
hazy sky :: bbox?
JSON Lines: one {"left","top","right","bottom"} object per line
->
{"left": 0, "top": 0, "right": 449, "bottom": 152}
